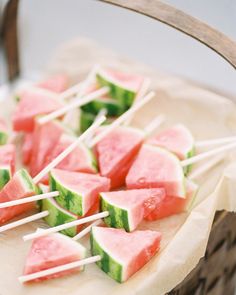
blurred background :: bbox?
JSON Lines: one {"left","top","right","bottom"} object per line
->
{"left": 1, "top": 0, "right": 236, "bottom": 94}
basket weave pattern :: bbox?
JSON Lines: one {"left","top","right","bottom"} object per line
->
{"left": 168, "top": 211, "right": 236, "bottom": 294}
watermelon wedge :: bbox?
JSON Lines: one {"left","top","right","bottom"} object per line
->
{"left": 126, "top": 144, "right": 186, "bottom": 198}
{"left": 50, "top": 169, "right": 110, "bottom": 216}
{"left": 29, "top": 120, "right": 65, "bottom": 178}
{"left": 23, "top": 233, "right": 86, "bottom": 282}
{"left": 96, "top": 68, "right": 144, "bottom": 110}
{"left": 0, "top": 144, "right": 16, "bottom": 189}
{"left": 0, "top": 169, "right": 38, "bottom": 224}
{"left": 12, "top": 89, "right": 63, "bottom": 132}
{"left": 45, "top": 134, "right": 97, "bottom": 174}
{"left": 145, "top": 178, "right": 198, "bottom": 221}
{"left": 37, "top": 74, "right": 69, "bottom": 93}
{"left": 101, "top": 188, "right": 165, "bottom": 231}
{"left": 95, "top": 126, "right": 144, "bottom": 189}
{"left": 147, "top": 124, "right": 195, "bottom": 174}
{"left": 91, "top": 226, "right": 161, "bottom": 282}
{"left": 0, "top": 118, "right": 8, "bottom": 145}
{"left": 40, "top": 197, "right": 99, "bottom": 237}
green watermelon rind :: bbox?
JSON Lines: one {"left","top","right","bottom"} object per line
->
{"left": 90, "top": 227, "right": 123, "bottom": 283}
{"left": 96, "top": 72, "right": 136, "bottom": 110}
{"left": 100, "top": 193, "right": 130, "bottom": 232}
{"left": 18, "top": 169, "right": 40, "bottom": 194}
{"left": 184, "top": 146, "right": 196, "bottom": 175}
{"left": 0, "top": 165, "right": 11, "bottom": 190}
{"left": 49, "top": 171, "right": 84, "bottom": 216}
{"left": 80, "top": 111, "right": 95, "bottom": 133}
{"left": 0, "top": 131, "right": 8, "bottom": 145}
{"left": 40, "top": 198, "right": 78, "bottom": 237}
{"left": 81, "top": 98, "right": 123, "bottom": 116}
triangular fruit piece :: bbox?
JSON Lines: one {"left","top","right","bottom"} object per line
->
{"left": 45, "top": 134, "right": 97, "bottom": 174}
{"left": 37, "top": 74, "right": 69, "bottom": 93}
{"left": 12, "top": 88, "right": 63, "bottom": 132}
{"left": 0, "top": 144, "right": 16, "bottom": 189}
{"left": 22, "top": 133, "right": 33, "bottom": 165}
{"left": 147, "top": 124, "right": 195, "bottom": 174}
{"left": 91, "top": 226, "right": 161, "bottom": 282}
{"left": 23, "top": 233, "right": 86, "bottom": 282}
{"left": 50, "top": 168, "right": 110, "bottom": 216}
{"left": 96, "top": 68, "right": 144, "bottom": 110}
{"left": 95, "top": 126, "right": 144, "bottom": 189}
{"left": 0, "top": 169, "right": 38, "bottom": 224}
{"left": 29, "top": 120, "right": 66, "bottom": 178}
{"left": 145, "top": 179, "right": 198, "bottom": 221}
{"left": 126, "top": 144, "right": 186, "bottom": 198}
{"left": 101, "top": 188, "right": 165, "bottom": 231}
{"left": 40, "top": 196, "right": 99, "bottom": 237}
{"left": 0, "top": 118, "right": 8, "bottom": 145}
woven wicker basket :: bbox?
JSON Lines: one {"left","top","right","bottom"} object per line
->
{"left": 1, "top": 1, "right": 236, "bottom": 294}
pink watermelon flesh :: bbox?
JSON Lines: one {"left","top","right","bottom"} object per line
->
{"left": 37, "top": 74, "right": 69, "bottom": 93}
{"left": 126, "top": 144, "right": 185, "bottom": 198}
{"left": 145, "top": 178, "right": 198, "bottom": 221}
{"left": 22, "top": 133, "right": 33, "bottom": 165}
{"left": 45, "top": 134, "right": 97, "bottom": 174}
{"left": 51, "top": 168, "right": 110, "bottom": 215}
{"left": 91, "top": 226, "right": 161, "bottom": 282}
{"left": 147, "top": 124, "right": 194, "bottom": 160}
{"left": 101, "top": 188, "right": 165, "bottom": 231}
{"left": 0, "top": 169, "right": 36, "bottom": 224}
{"left": 95, "top": 126, "right": 144, "bottom": 189}
{"left": 102, "top": 68, "right": 144, "bottom": 92}
{"left": 23, "top": 233, "right": 86, "bottom": 282}
{"left": 0, "top": 144, "right": 16, "bottom": 174}
{"left": 12, "top": 89, "right": 63, "bottom": 132}
{"left": 0, "top": 118, "right": 7, "bottom": 132}
{"left": 30, "top": 120, "right": 65, "bottom": 179}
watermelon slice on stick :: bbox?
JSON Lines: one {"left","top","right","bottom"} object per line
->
{"left": 22, "top": 133, "right": 33, "bottom": 165}
{"left": 49, "top": 168, "right": 110, "bottom": 216}
{"left": 0, "top": 169, "right": 39, "bottom": 224}
{"left": 90, "top": 226, "right": 161, "bottom": 282}
{"left": 0, "top": 118, "right": 105, "bottom": 231}
{"left": 0, "top": 144, "right": 16, "bottom": 189}
{"left": 126, "top": 144, "right": 186, "bottom": 198}
{"left": 20, "top": 233, "right": 87, "bottom": 283}
{"left": 0, "top": 118, "right": 9, "bottom": 145}
{"left": 96, "top": 67, "right": 145, "bottom": 110}
{"left": 20, "top": 227, "right": 161, "bottom": 284}
{"left": 100, "top": 188, "right": 165, "bottom": 231}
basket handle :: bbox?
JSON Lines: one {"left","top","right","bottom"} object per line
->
{"left": 99, "top": 0, "right": 236, "bottom": 69}
{"left": 1, "top": 0, "right": 236, "bottom": 81}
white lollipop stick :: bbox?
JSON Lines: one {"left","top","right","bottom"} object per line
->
{"left": 0, "top": 211, "right": 49, "bottom": 233}
{"left": 23, "top": 211, "right": 109, "bottom": 241}
{"left": 72, "top": 219, "right": 102, "bottom": 241}
{"left": 0, "top": 191, "right": 59, "bottom": 209}
{"left": 33, "top": 115, "right": 106, "bottom": 184}
{"left": 38, "top": 87, "right": 109, "bottom": 125}
{"left": 196, "top": 136, "right": 236, "bottom": 148}
{"left": 189, "top": 154, "right": 225, "bottom": 180}
{"left": 144, "top": 114, "right": 166, "bottom": 135}
{"left": 88, "top": 91, "right": 155, "bottom": 148}
{"left": 18, "top": 255, "right": 101, "bottom": 283}
{"left": 181, "top": 141, "right": 236, "bottom": 167}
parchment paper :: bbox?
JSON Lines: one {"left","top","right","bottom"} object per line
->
{"left": 0, "top": 38, "right": 236, "bottom": 295}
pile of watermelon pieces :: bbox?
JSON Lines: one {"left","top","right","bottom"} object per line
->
{"left": 0, "top": 68, "right": 199, "bottom": 284}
